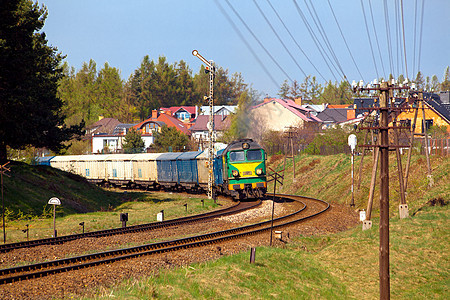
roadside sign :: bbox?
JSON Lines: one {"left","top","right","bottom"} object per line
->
{"left": 48, "top": 197, "right": 61, "bottom": 205}
{"left": 348, "top": 134, "right": 357, "bottom": 151}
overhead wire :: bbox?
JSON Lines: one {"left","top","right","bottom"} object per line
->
{"left": 360, "top": 0, "right": 380, "bottom": 79}
{"left": 213, "top": 0, "right": 280, "bottom": 89}
{"left": 291, "top": 0, "right": 339, "bottom": 82}
{"left": 400, "top": 0, "right": 409, "bottom": 80}
{"left": 252, "top": 0, "right": 307, "bottom": 78}
{"left": 368, "top": 0, "right": 387, "bottom": 77}
{"left": 412, "top": 0, "right": 418, "bottom": 77}
{"left": 303, "top": 0, "right": 347, "bottom": 80}
{"left": 327, "top": 0, "right": 365, "bottom": 82}
{"left": 383, "top": 0, "right": 395, "bottom": 77}
{"left": 265, "top": 0, "right": 327, "bottom": 83}
{"left": 223, "top": 0, "right": 294, "bottom": 84}
{"left": 263, "top": 0, "right": 353, "bottom": 115}
{"left": 417, "top": 0, "right": 425, "bottom": 75}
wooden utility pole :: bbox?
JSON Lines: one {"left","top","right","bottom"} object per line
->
{"left": 353, "top": 80, "right": 411, "bottom": 300}
{"left": 283, "top": 127, "right": 296, "bottom": 179}
{"left": 1, "top": 162, "right": 11, "bottom": 244}
{"left": 378, "top": 82, "right": 390, "bottom": 300}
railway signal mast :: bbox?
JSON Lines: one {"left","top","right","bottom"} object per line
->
{"left": 192, "top": 50, "right": 215, "bottom": 199}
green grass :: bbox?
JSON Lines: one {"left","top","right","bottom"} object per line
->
{"left": 5, "top": 191, "right": 220, "bottom": 243}
{"left": 83, "top": 203, "right": 448, "bottom": 300}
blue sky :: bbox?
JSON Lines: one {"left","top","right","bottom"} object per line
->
{"left": 40, "top": 0, "right": 450, "bottom": 98}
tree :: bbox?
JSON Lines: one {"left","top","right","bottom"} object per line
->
{"left": 152, "top": 125, "right": 189, "bottom": 152}
{"left": 278, "top": 80, "right": 290, "bottom": 99}
{"left": 122, "top": 128, "right": 145, "bottom": 153}
{"left": 0, "top": 1, "right": 84, "bottom": 162}
{"left": 441, "top": 66, "right": 450, "bottom": 91}
{"left": 431, "top": 75, "right": 440, "bottom": 92}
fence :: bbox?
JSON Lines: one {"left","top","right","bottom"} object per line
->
{"left": 265, "top": 137, "right": 449, "bottom": 157}
{"left": 426, "top": 138, "right": 449, "bottom": 157}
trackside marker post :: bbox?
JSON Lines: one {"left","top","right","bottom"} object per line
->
{"left": 48, "top": 197, "right": 61, "bottom": 237}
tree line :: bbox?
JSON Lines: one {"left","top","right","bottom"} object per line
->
{"left": 277, "top": 67, "right": 450, "bottom": 105}
{"left": 58, "top": 56, "right": 251, "bottom": 127}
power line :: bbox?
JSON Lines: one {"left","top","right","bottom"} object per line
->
{"left": 252, "top": 0, "right": 307, "bottom": 78}
{"left": 417, "top": 0, "right": 425, "bottom": 74}
{"left": 368, "top": 0, "right": 387, "bottom": 77}
{"left": 360, "top": 0, "right": 380, "bottom": 79}
{"left": 224, "top": 0, "right": 294, "bottom": 83}
{"left": 327, "top": 0, "right": 365, "bottom": 82}
{"left": 400, "top": 0, "right": 409, "bottom": 79}
{"left": 214, "top": 0, "right": 280, "bottom": 89}
{"left": 383, "top": 0, "right": 395, "bottom": 76}
{"left": 265, "top": 0, "right": 328, "bottom": 83}
{"left": 303, "top": 0, "right": 347, "bottom": 80}
{"left": 292, "top": 0, "right": 339, "bottom": 82}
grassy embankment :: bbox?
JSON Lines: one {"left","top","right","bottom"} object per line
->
{"left": 2, "top": 161, "right": 219, "bottom": 243}
{"left": 2, "top": 154, "right": 448, "bottom": 299}
{"left": 83, "top": 153, "right": 448, "bottom": 299}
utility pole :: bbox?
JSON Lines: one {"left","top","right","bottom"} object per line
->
{"left": 1, "top": 162, "right": 11, "bottom": 244}
{"left": 353, "top": 79, "right": 410, "bottom": 300}
{"left": 192, "top": 50, "right": 215, "bottom": 199}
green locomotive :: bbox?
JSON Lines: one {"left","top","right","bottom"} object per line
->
{"left": 214, "top": 139, "right": 267, "bottom": 200}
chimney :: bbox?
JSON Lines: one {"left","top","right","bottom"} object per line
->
{"left": 294, "top": 97, "right": 302, "bottom": 106}
{"left": 151, "top": 109, "right": 159, "bottom": 119}
{"left": 347, "top": 108, "right": 355, "bottom": 120}
{"left": 264, "top": 97, "right": 272, "bottom": 103}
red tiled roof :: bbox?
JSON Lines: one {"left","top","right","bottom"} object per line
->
{"left": 133, "top": 113, "right": 191, "bottom": 136}
{"left": 190, "top": 115, "right": 231, "bottom": 131}
{"left": 161, "top": 106, "right": 197, "bottom": 116}
{"left": 251, "top": 98, "right": 322, "bottom": 122}
{"left": 87, "top": 118, "right": 121, "bottom": 134}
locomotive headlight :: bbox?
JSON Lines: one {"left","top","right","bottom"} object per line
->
{"left": 256, "top": 168, "right": 263, "bottom": 175}
{"left": 232, "top": 170, "right": 239, "bottom": 177}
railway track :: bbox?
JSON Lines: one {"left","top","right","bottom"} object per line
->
{"left": 0, "top": 194, "right": 329, "bottom": 285}
{"left": 0, "top": 199, "right": 260, "bottom": 253}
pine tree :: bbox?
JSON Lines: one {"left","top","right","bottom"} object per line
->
{"left": 122, "top": 128, "right": 145, "bottom": 153}
{"left": 0, "top": 1, "right": 84, "bottom": 161}
{"left": 277, "top": 80, "right": 290, "bottom": 99}
{"left": 152, "top": 126, "right": 189, "bottom": 152}
{"left": 441, "top": 66, "right": 450, "bottom": 91}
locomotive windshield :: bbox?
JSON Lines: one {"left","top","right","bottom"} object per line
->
{"left": 246, "top": 149, "right": 262, "bottom": 161}
{"left": 229, "top": 151, "right": 245, "bottom": 162}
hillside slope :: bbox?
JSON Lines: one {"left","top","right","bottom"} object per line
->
{"left": 3, "top": 161, "right": 124, "bottom": 218}
{"left": 268, "top": 153, "right": 449, "bottom": 216}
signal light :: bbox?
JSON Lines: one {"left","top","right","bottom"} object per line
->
{"left": 204, "top": 66, "right": 210, "bottom": 74}
{"left": 232, "top": 170, "right": 239, "bottom": 177}
{"left": 256, "top": 168, "right": 263, "bottom": 175}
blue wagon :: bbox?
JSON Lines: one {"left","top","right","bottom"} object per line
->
{"left": 176, "top": 151, "right": 203, "bottom": 190}
{"left": 156, "top": 152, "right": 183, "bottom": 188}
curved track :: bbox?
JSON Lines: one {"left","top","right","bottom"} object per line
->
{"left": 0, "top": 194, "right": 329, "bottom": 285}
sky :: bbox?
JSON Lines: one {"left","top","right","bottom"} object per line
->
{"left": 39, "top": 0, "right": 450, "bottom": 98}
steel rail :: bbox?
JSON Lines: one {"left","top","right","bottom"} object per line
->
{"left": 0, "top": 195, "right": 328, "bottom": 285}
{"left": 0, "top": 200, "right": 260, "bottom": 253}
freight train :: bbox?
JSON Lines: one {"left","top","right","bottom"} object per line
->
{"left": 37, "top": 139, "right": 267, "bottom": 200}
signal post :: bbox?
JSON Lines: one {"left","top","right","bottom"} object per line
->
{"left": 192, "top": 50, "right": 215, "bottom": 199}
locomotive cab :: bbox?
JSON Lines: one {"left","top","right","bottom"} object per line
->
{"left": 220, "top": 139, "right": 267, "bottom": 200}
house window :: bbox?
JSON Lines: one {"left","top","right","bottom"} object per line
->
{"left": 177, "top": 111, "right": 190, "bottom": 120}
{"left": 113, "top": 169, "right": 117, "bottom": 177}
{"left": 85, "top": 169, "right": 90, "bottom": 177}
{"left": 422, "top": 119, "right": 433, "bottom": 132}
{"left": 138, "top": 169, "right": 142, "bottom": 178}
